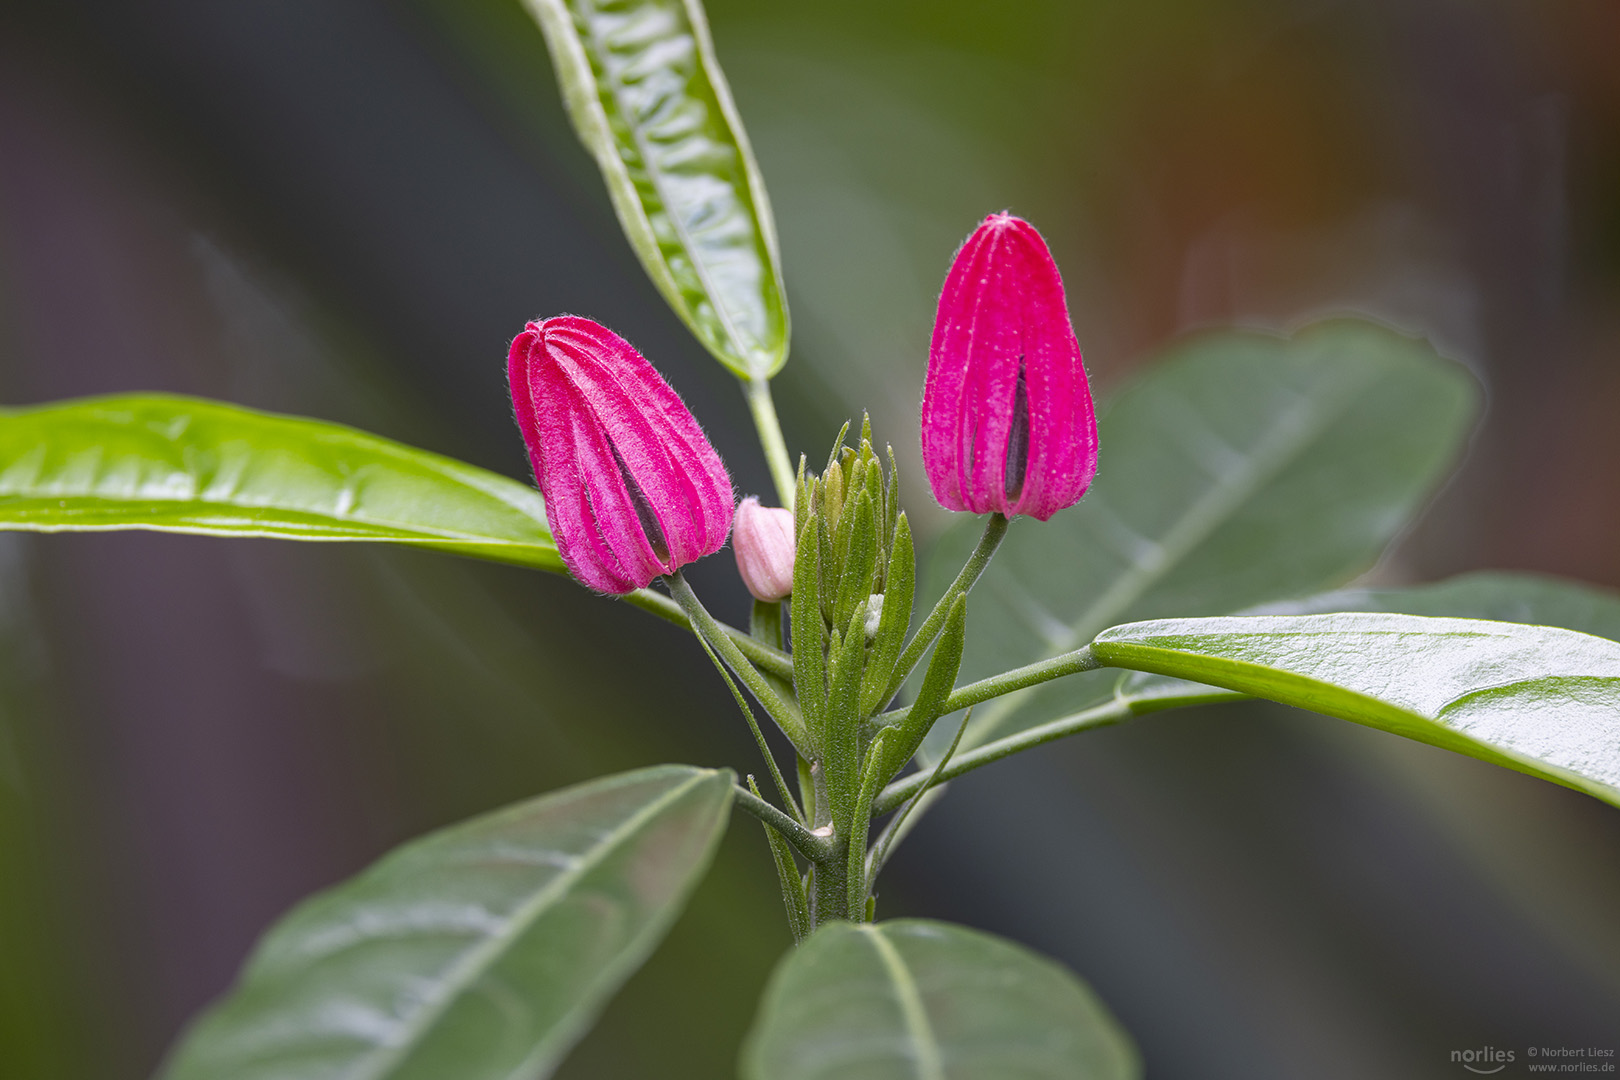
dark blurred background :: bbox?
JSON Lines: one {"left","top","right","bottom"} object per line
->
{"left": 1, "top": 1, "right": 1617, "bottom": 1077}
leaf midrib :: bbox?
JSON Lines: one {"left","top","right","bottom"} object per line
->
{"left": 348, "top": 769, "right": 714, "bottom": 1080}
{"left": 860, "top": 926, "right": 945, "bottom": 1080}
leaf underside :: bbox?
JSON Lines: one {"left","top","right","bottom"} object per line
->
{"left": 158, "top": 765, "right": 734, "bottom": 1080}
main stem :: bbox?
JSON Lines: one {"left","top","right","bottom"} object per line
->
{"left": 745, "top": 376, "right": 797, "bottom": 511}
{"left": 811, "top": 840, "right": 850, "bottom": 924}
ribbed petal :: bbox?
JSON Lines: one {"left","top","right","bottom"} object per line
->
{"left": 508, "top": 316, "right": 733, "bottom": 593}
{"left": 921, "top": 213, "right": 1098, "bottom": 521}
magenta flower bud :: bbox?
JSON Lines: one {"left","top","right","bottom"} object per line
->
{"left": 920, "top": 212, "right": 1099, "bottom": 521}
{"left": 508, "top": 316, "right": 733, "bottom": 594}
{"left": 732, "top": 496, "right": 796, "bottom": 602}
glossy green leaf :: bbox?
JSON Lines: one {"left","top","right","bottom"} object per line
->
{"left": 1092, "top": 614, "right": 1620, "bottom": 809}
{"left": 932, "top": 319, "right": 1479, "bottom": 755}
{"left": 1115, "top": 570, "right": 1620, "bottom": 712}
{"left": 521, "top": 0, "right": 789, "bottom": 378}
{"left": 741, "top": 918, "right": 1140, "bottom": 1080}
{"left": 159, "top": 765, "right": 734, "bottom": 1080}
{"left": 0, "top": 395, "right": 563, "bottom": 572}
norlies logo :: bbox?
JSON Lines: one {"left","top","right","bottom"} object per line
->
{"left": 1453, "top": 1047, "right": 1516, "bottom": 1074}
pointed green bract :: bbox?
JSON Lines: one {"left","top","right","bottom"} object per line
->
{"left": 741, "top": 919, "right": 1140, "bottom": 1080}
{"left": 158, "top": 766, "right": 733, "bottom": 1080}
{"left": 1093, "top": 614, "right": 1620, "bottom": 809}
{"left": 882, "top": 595, "right": 966, "bottom": 782}
{"left": 824, "top": 610, "right": 868, "bottom": 839}
{"left": 860, "top": 512, "right": 915, "bottom": 717}
{"left": 520, "top": 0, "right": 789, "bottom": 378}
{"left": 930, "top": 319, "right": 1480, "bottom": 756}
{"left": 0, "top": 395, "right": 562, "bottom": 572}
{"left": 833, "top": 490, "right": 878, "bottom": 635}
{"left": 791, "top": 515, "right": 828, "bottom": 750}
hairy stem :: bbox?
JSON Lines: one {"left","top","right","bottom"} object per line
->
{"left": 667, "top": 572, "right": 808, "bottom": 750}
{"left": 623, "top": 588, "right": 794, "bottom": 680}
{"left": 870, "top": 647, "right": 1100, "bottom": 738}
{"left": 692, "top": 628, "right": 804, "bottom": 823}
{"left": 733, "top": 785, "right": 835, "bottom": 862}
{"left": 872, "top": 697, "right": 1135, "bottom": 815}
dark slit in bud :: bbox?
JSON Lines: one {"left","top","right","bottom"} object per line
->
{"left": 607, "top": 440, "right": 671, "bottom": 563}
{"left": 1004, "top": 354, "right": 1030, "bottom": 500}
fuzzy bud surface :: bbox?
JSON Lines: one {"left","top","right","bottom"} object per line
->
{"left": 508, "top": 315, "right": 733, "bottom": 593}
{"left": 920, "top": 212, "right": 1099, "bottom": 520}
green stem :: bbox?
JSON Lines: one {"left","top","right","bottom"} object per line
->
{"left": 747, "top": 776, "right": 811, "bottom": 943}
{"left": 746, "top": 377, "right": 797, "bottom": 511}
{"left": 871, "top": 697, "right": 1135, "bottom": 816}
{"left": 884, "top": 513, "right": 1009, "bottom": 703}
{"left": 692, "top": 626, "right": 804, "bottom": 824}
{"left": 811, "top": 843, "right": 850, "bottom": 925}
{"left": 733, "top": 784, "right": 835, "bottom": 862}
{"left": 624, "top": 587, "right": 794, "bottom": 681}
{"left": 869, "top": 647, "right": 1100, "bottom": 738}
{"left": 666, "top": 572, "right": 808, "bottom": 750}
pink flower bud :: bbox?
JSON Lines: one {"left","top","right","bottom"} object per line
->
{"left": 732, "top": 496, "right": 796, "bottom": 601}
{"left": 920, "top": 213, "right": 1099, "bottom": 521}
{"left": 508, "top": 316, "right": 733, "bottom": 594}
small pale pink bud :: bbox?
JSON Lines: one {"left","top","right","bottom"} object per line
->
{"left": 508, "top": 316, "right": 733, "bottom": 594}
{"left": 732, "top": 496, "right": 796, "bottom": 602}
{"left": 920, "top": 212, "right": 1099, "bottom": 521}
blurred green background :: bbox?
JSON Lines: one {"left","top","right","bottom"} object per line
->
{"left": 1, "top": 1, "right": 1617, "bottom": 1077}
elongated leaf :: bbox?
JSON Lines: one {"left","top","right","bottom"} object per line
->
{"left": 741, "top": 918, "right": 1139, "bottom": 1080}
{"left": 522, "top": 0, "right": 789, "bottom": 378}
{"left": 1092, "top": 614, "right": 1620, "bottom": 809}
{"left": 1116, "top": 570, "right": 1620, "bottom": 712}
{"left": 930, "top": 319, "right": 1479, "bottom": 755}
{"left": 160, "top": 765, "right": 734, "bottom": 1080}
{"left": 0, "top": 395, "right": 563, "bottom": 572}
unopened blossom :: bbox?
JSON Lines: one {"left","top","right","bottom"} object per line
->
{"left": 920, "top": 212, "right": 1098, "bottom": 521}
{"left": 508, "top": 315, "right": 733, "bottom": 593}
{"left": 732, "top": 496, "right": 796, "bottom": 602}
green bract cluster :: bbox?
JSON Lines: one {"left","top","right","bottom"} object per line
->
{"left": 788, "top": 420, "right": 958, "bottom": 924}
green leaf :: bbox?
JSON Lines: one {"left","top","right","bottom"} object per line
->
{"left": 520, "top": 0, "right": 789, "bottom": 378}
{"left": 1092, "top": 614, "right": 1620, "bottom": 809}
{"left": 1116, "top": 570, "right": 1620, "bottom": 712}
{"left": 934, "top": 319, "right": 1479, "bottom": 754}
{"left": 740, "top": 918, "right": 1140, "bottom": 1080}
{"left": 159, "top": 765, "right": 734, "bottom": 1080}
{"left": 0, "top": 394, "right": 563, "bottom": 573}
